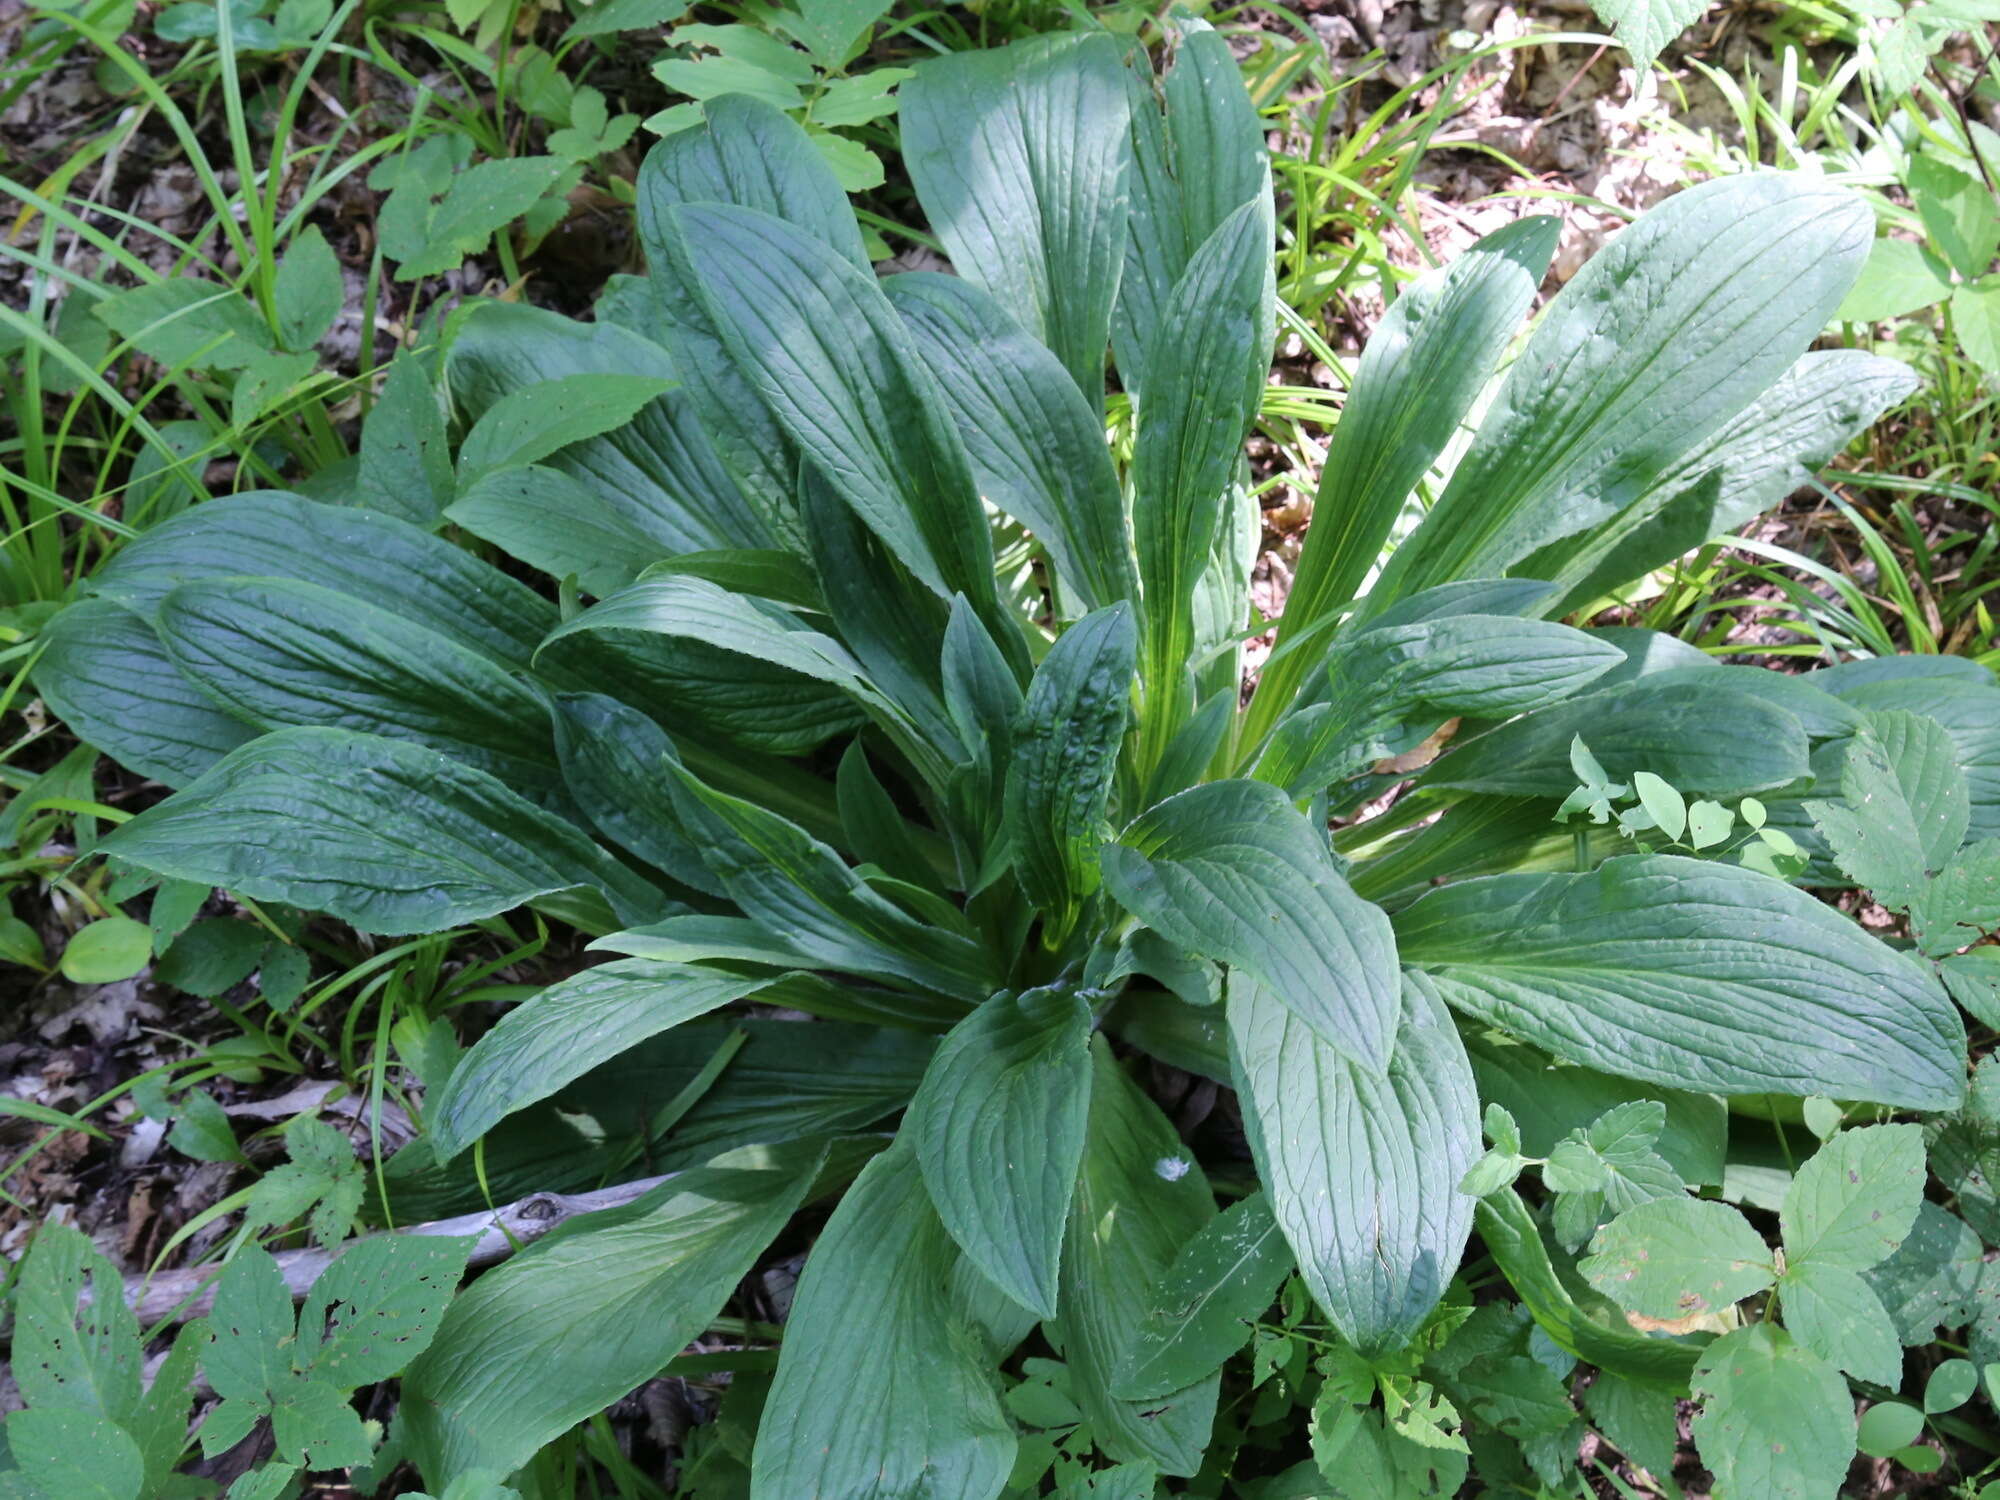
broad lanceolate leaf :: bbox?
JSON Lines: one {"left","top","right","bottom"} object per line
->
{"left": 887, "top": 274, "right": 1135, "bottom": 611}
{"left": 1426, "top": 677, "right": 1811, "bottom": 799}
{"left": 1690, "top": 1325, "right": 1855, "bottom": 1500}
{"left": 1229, "top": 974, "right": 1478, "bottom": 1354}
{"left": 1256, "top": 615, "right": 1623, "bottom": 796}
{"left": 154, "top": 577, "right": 558, "bottom": 792}
{"left": 1254, "top": 216, "right": 1558, "bottom": 730}
{"left": 406, "top": 1144, "right": 821, "bottom": 1488}
{"left": 657, "top": 201, "right": 1005, "bottom": 630}
{"left": 446, "top": 300, "right": 774, "bottom": 560}
{"left": 901, "top": 33, "right": 1130, "bottom": 404}
{"left": 551, "top": 692, "right": 725, "bottom": 897}
{"left": 1052, "top": 1041, "right": 1219, "bottom": 1474}
{"left": 753, "top": 1141, "right": 1015, "bottom": 1500}
{"left": 1581, "top": 1197, "right": 1774, "bottom": 1318}
{"left": 1780, "top": 1123, "right": 1926, "bottom": 1272}
{"left": 1112, "top": 1191, "right": 1293, "bottom": 1400}
{"left": 1102, "top": 780, "right": 1400, "bottom": 1073}
{"left": 455, "top": 373, "right": 671, "bottom": 482}
{"left": 1115, "top": 23, "right": 1269, "bottom": 402}
{"left": 634, "top": 94, "right": 865, "bottom": 548}
{"left": 909, "top": 985, "right": 1093, "bottom": 1318}
{"left": 1004, "top": 605, "right": 1135, "bottom": 944}
{"left": 1372, "top": 175, "right": 1873, "bottom": 602}
{"left": 1131, "top": 199, "right": 1273, "bottom": 748}
{"left": 428, "top": 961, "right": 787, "bottom": 1161}
{"left": 1394, "top": 854, "right": 1965, "bottom": 1110}
{"left": 102, "top": 728, "right": 666, "bottom": 936}
{"left": 1808, "top": 709, "right": 1970, "bottom": 909}
{"left": 33, "top": 598, "right": 257, "bottom": 788}
{"left": 1529, "top": 351, "right": 1919, "bottom": 614}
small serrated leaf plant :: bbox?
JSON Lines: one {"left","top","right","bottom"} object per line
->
{"left": 27, "top": 19, "right": 2000, "bottom": 1496}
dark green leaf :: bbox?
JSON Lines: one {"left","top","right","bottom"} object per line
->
{"left": 102, "top": 728, "right": 666, "bottom": 936}
{"left": 1051, "top": 1041, "right": 1218, "bottom": 1474}
{"left": 901, "top": 33, "right": 1130, "bottom": 403}
{"left": 752, "top": 1141, "right": 1015, "bottom": 1499}
{"left": 1005, "top": 605, "right": 1135, "bottom": 942}
{"left": 456, "top": 373, "right": 672, "bottom": 481}
{"left": 909, "top": 986, "right": 1093, "bottom": 1319}
{"left": 429, "top": 960, "right": 786, "bottom": 1161}
{"left": 1228, "top": 975, "right": 1477, "bottom": 1354}
{"left": 1103, "top": 780, "right": 1400, "bottom": 1072}
{"left": 404, "top": 1146, "right": 816, "bottom": 1486}
{"left": 354, "top": 351, "right": 453, "bottom": 527}
{"left": 1395, "top": 854, "right": 1965, "bottom": 1109}
{"left": 1112, "top": 1191, "right": 1292, "bottom": 1400}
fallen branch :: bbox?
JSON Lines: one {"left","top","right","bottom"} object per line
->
{"left": 128, "top": 1172, "right": 679, "bottom": 1324}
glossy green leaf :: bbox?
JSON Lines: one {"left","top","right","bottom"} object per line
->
{"left": 1373, "top": 175, "right": 1872, "bottom": 599}
{"left": 1257, "top": 216, "right": 1557, "bottom": 726}
{"left": 34, "top": 598, "right": 257, "bottom": 788}
{"left": 887, "top": 273, "right": 1135, "bottom": 610}
{"left": 1051, "top": 1041, "right": 1219, "bottom": 1474}
{"left": 1397, "top": 854, "right": 1964, "bottom": 1109}
{"left": 155, "top": 577, "right": 557, "bottom": 791}
{"left": 1004, "top": 605, "right": 1135, "bottom": 943}
{"left": 1103, "top": 780, "right": 1400, "bottom": 1072}
{"left": 1531, "top": 351, "right": 1919, "bottom": 614}
{"left": 909, "top": 985, "right": 1093, "bottom": 1319}
{"left": 657, "top": 200, "right": 1001, "bottom": 622}
{"left": 1229, "top": 974, "right": 1478, "bottom": 1354}
{"left": 1426, "top": 678, "right": 1811, "bottom": 799}
{"left": 1130, "top": 199, "right": 1273, "bottom": 738}
{"left": 102, "top": 728, "right": 665, "bottom": 936}
{"left": 456, "top": 373, "right": 671, "bottom": 482}
{"left": 752, "top": 1141, "right": 1015, "bottom": 1500}
{"left": 901, "top": 33, "right": 1129, "bottom": 403}
{"left": 429, "top": 961, "right": 785, "bottom": 1161}
{"left": 406, "top": 1145, "right": 820, "bottom": 1488}
{"left": 1690, "top": 1325, "right": 1854, "bottom": 1500}
{"left": 1114, "top": 23, "right": 1269, "bottom": 401}
{"left": 1581, "top": 1197, "right": 1774, "bottom": 1318}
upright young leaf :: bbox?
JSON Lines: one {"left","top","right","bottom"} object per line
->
{"left": 753, "top": 1142, "right": 1016, "bottom": 1500}
{"left": 1102, "top": 780, "right": 1400, "bottom": 1073}
{"left": 1394, "top": 854, "right": 1965, "bottom": 1110}
{"left": 901, "top": 32, "right": 1130, "bottom": 405}
{"left": 407, "top": 1145, "right": 822, "bottom": 1489}
{"left": 1252, "top": 217, "right": 1559, "bottom": 731}
{"left": 11, "top": 1224, "right": 142, "bottom": 1422}
{"left": 1228, "top": 975, "right": 1478, "bottom": 1354}
{"left": 1130, "top": 200, "right": 1273, "bottom": 745}
{"left": 550, "top": 693, "right": 724, "bottom": 897}
{"left": 1005, "top": 604, "right": 1135, "bottom": 944}
{"left": 1371, "top": 175, "right": 1873, "bottom": 601}
{"left": 1115, "top": 24, "right": 1269, "bottom": 400}
{"left": 355, "top": 350, "right": 453, "bottom": 526}
{"left": 446, "top": 301, "right": 775, "bottom": 557}
{"left": 102, "top": 728, "right": 667, "bottom": 935}
{"left": 887, "top": 274, "right": 1136, "bottom": 611}
{"left": 909, "top": 985, "right": 1094, "bottom": 1318}
{"left": 1051, "top": 1041, "right": 1219, "bottom": 1474}
{"left": 657, "top": 201, "right": 1003, "bottom": 626}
